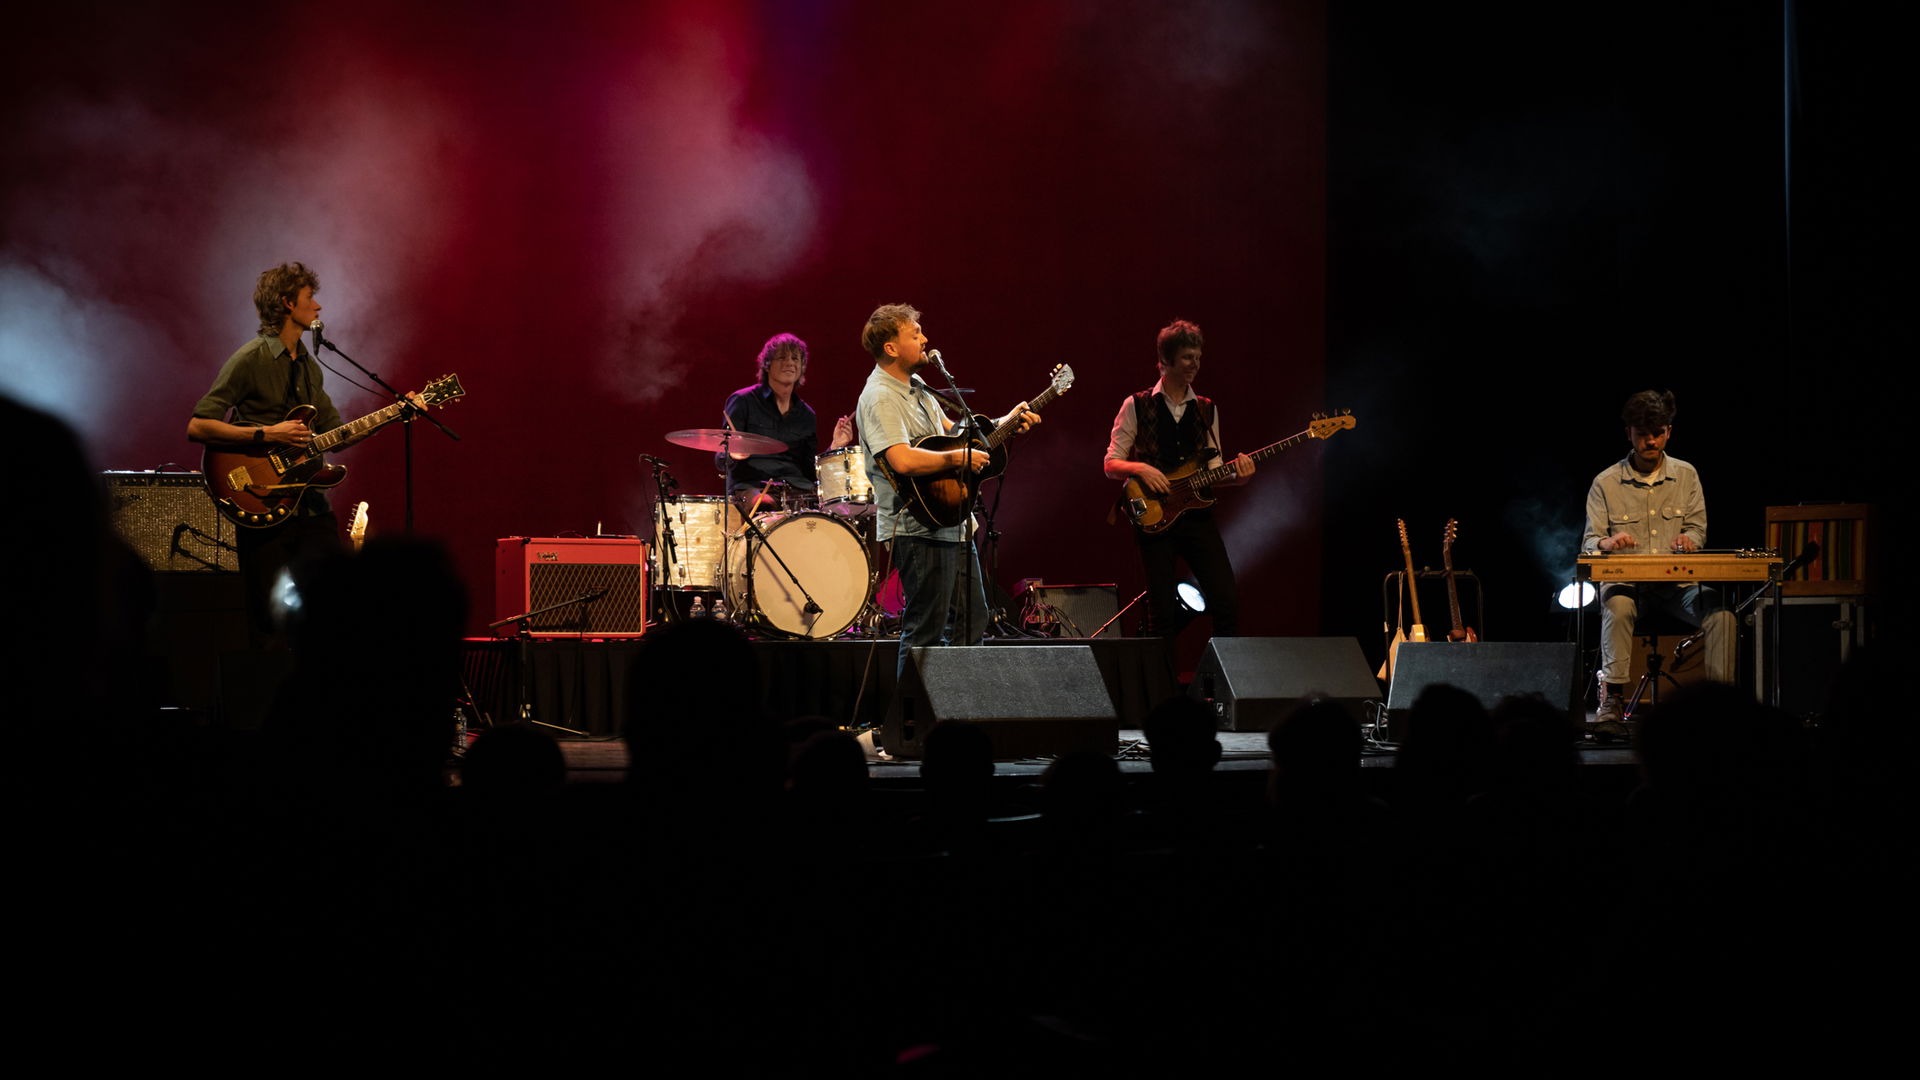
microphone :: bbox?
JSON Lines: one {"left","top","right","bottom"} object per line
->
{"left": 1780, "top": 540, "right": 1821, "bottom": 578}
{"left": 928, "top": 348, "right": 952, "bottom": 379}
{"left": 310, "top": 319, "right": 325, "bottom": 354}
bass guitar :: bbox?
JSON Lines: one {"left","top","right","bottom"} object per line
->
{"left": 896, "top": 364, "right": 1074, "bottom": 530}
{"left": 1119, "top": 412, "right": 1354, "bottom": 534}
{"left": 203, "top": 373, "right": 465, "bottom": 528}
{"left": 1443, "top": 517, "right": 1477, "bottom": 642}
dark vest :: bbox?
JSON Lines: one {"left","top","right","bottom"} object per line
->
{"left": 1129, "top": 391, "right": 1216, "bottom": 471}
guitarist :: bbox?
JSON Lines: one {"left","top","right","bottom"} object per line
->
{"left": 187, "top": 263, "right": 379, "bottom": 639}
{"left": 1103, "top": 319, "right": 1254, "bottom": 639}
{"left": 854, "top": 303, "right": 1039, "bottom": 676}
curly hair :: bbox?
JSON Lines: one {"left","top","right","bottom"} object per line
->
{"left": 1620, "top": 389, "right": 1676, "bottom": 431}
{"left": 1157, "top": 319, "right": 1204, "bottom": 365}
{"left": 253, "top": 262, "right": 320, "bottom": 336}
{"left": 755, "top": 333, "right": 809, "bottom": 387}
{"left": 862, "top": 303, "right": 922, "bottom": 359}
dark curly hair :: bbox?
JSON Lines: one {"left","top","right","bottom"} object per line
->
{"left": 1621, "top": 389, "right": 1676, "bottom": 431}
{"left": 755, "top": 333, "right": 808, "bottom": 387}
{"left": 253, "top": 262, "right": 319, "bottom": 336}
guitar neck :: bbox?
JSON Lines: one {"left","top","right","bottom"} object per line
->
{"left": 981, "top": 382, "right": 1063, "bottom": 449}
{"left": 1445, "top": 556, "right": 1464, "bottom": 629}
{"left": 1183, "top": 426, "right": 1312, "bottom": 488}
{"left": 1401, "top": 548, "right": 1425, "bottom": 625}
{"left": 312, "top": 399, "right": 411, "bottom": 453}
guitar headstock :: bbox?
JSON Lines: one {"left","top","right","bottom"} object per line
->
{"left": 1444, "top": 517, "right": 1459, "bottom": 551}
{"left": 1396, "top": 517, "right": 1411, "bottom": 550}
{"left": 1308, "top": 410, "right": 1356, "bottom": 440}
{"left": 416, "top": 373, "right": 466, "bottom": 408}
{"left": 1050, "top": 364, "right": 1075, "bottom": 394}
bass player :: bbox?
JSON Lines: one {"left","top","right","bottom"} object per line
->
{"left": 1103, "top": 319, "right": 1253, "bottom": 640}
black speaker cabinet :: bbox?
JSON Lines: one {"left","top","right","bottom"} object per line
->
{"left": 105, "top": 470, "right": 235, "bottom": 572}
{"left": 883, "top": 645, "right": 1119, "bottom": 760}
{"left": 1385, "top": 641, "right": 1579, "bottom": 736}
{"left": 1188, "top": 637, "right": 1380, "bottom": 733}
{"left": 495, "top": 537, "right": 649, "bottom": 637}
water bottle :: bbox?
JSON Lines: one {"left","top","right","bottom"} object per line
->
{"left": 689, "top": 595, "right": 707, "bottom": 618}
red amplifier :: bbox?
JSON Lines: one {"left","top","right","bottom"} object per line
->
{"left": 494, "top": 537, "right": 649, "bottom": 637}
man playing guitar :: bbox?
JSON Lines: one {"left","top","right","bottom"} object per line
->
{"left": 1104, "top": 319, "right": 1254, "bottom": 640}
{"left": 187, "top": 263, "right": 379, "bottom": 638}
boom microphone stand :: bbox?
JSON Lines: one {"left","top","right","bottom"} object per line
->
{"left": 310, "top": 320, "right": 461, "bottom": 532}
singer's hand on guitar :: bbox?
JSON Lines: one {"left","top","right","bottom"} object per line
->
{"left": 264, "top": 419, "right": 313, "bottom": 448}
{"left": 1000, "top": 403, "right": 1041, "bottom": 435}
{"left": 951, "top": 448, "right": 991, "bottom": 472}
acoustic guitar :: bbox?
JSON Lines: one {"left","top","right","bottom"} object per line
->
{"left": 895, "top": 364, "right": 1074, "bottom": 530}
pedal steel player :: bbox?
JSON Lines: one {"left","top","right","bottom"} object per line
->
{"left": 716, "top": 332, "right": 855, "bottom": 514}
{"left": 1104, "top": 319, "right": 1254, "bottom": 640}
{"left": 855, "top": 304, "right": 1038, "bottom": 676}
{"left": 1582, "top": 389, "right": 1737, "bottom": 730}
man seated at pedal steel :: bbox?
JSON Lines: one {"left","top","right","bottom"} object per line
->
{"left": 1582, "top": 389, "right": 1738, "bottom": 730}
{"left": 716, "top": 333, "right": 854, "bottom": 514}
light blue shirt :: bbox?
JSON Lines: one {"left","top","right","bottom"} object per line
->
{"left": 856, "top": 365, "right": 962, "bottom": 542}
{"left": 1583, "top": 453, "right": 1708, "bottom": 554}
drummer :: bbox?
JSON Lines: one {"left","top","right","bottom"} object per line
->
{"left": 718, "top": 332, "right": 856, "bottom": 515}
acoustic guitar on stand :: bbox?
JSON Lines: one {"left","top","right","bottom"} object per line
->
{"left": 1119, "top": 412, "right": 1355, "bottom": 534}
{"left": 1379, "top": 517, "right": 1428, "bottom": 681}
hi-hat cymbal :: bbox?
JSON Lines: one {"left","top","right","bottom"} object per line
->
{"left": 666, "top": 428, "right": 788, "bottom": 455}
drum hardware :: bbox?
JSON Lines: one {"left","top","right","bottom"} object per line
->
{"left": 814, "top": 446, "right": 875, "bottom": 517}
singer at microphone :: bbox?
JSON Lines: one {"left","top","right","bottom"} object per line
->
{"left": 853, "top": 303, "right": 1041, "bottom": 678}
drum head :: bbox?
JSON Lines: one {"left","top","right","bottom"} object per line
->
{"left": 725, "top": 511, "right": 871, "bottom": 639}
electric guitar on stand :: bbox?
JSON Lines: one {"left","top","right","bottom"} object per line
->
{"left": 1443, "top": 518, "right": 1477, "bottom": 642}
{"left": 1119, "top": 412, "right": 1355, "bottom": 534}
{"left": 1379, "top": 517, "right": 1428, "bottom": 680}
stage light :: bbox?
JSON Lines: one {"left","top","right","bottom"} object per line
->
{"left": 1176, "top": 580, "right": 1207, "bottom": 614}
{"left": 1556, "top": 582, "right": 1595, "bottom": 610}
{"left": 271, "top": 566, "right": 304, "bottom": 625}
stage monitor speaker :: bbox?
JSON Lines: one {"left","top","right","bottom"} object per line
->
{"left": 1020, "top": 582, "right": 1122, "bottom": 637}
{"left": 495, "top": 537, "right": 649, "bottom": 637}
{"left": 105, "top": 470, "right": 235, "bottom": 572}
{"left": 1385, "top": 641, "right": 1579, "bottom": 737}
{"left": 883, "top": 645, "right": 1118, "bottom": 760}
{"left": 1188, "top": 637, "right": 1380, "bottom": 733}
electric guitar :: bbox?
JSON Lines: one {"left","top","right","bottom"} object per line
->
{"left": 895, "top": 364, "right": 1074, "bottom": 530}
{"left": 348, "top": 501, "right": 370, "bottom": 551}
{"left": 1443, "top": 518, "right": 1477, "bottom": 642}
{"left": 203, "top": 373, "right": 465, "bottom": 528}
{"left": 1379, "top": 517, "right": 1428, "bottom": 680}
{"left": 1119, "top": 412, "right": 1355, "bottom": 534}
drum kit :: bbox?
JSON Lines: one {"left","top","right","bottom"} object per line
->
{"left": 650, "top": 428, "right": 896, "bottom": 640}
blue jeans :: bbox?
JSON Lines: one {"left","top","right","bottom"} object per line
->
{"left": 890, "top": 535, "right": 991, "bottom": 678}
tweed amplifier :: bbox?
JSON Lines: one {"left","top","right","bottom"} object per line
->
{"left": 104, "top": 470, "right": 235, "bottom": 572}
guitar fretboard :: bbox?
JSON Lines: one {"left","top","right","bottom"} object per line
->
{"left": 1178, "top": 427, "right": 1315, "bottom": 490}
{"left": 312, "top": 399, "right": 413, "bottom": 454}
{"left": 982, "top": 381, "right": 1066, "bottom": 449}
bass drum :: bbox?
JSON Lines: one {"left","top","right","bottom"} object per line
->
{"left": 724, "top": 511, "right": 872, "bottom": 639}
{"left": 656, "top": 495, "right": 740, "bottom": 591}
{"left": 814, "top": 446, "right": 874, "bottom": 516}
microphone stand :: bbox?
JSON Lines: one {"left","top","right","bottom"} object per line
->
{"left": 929, "top": 354, "right": 983, "bottom": 648}
{"left": 641, "top": 455, "right": 681, "bottom": 619}
{"left": 487, "top": 588, "right": 609, "bottom": 737}
{"left": 312, "top": 325, "right": 461, "bottom": 532}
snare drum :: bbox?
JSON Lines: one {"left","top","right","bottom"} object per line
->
{"left": 724, "top": 511, "right": 873, "bottom": 639}
{"left": 815, "top": 446, "right": 874, "bottom": 516}
{"left": 656, "top": 495, "right": 740, "bottom": 591}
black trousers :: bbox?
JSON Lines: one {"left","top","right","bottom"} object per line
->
{"left": 1135, "top": 509, "right": 1238, "bottom": 638}
{"left": 236, "top": 510, "right": 342, "bottom": 641}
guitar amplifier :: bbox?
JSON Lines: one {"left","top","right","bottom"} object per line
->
{"left": 104, "top": 470, "right": 236, "bottom": 572}
{"left": 495, "top": 537, "right": 649, "bottom": 637}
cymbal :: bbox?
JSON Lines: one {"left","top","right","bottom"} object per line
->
{"left": 666, "top": 428, "right": 788, "bottom": 455}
